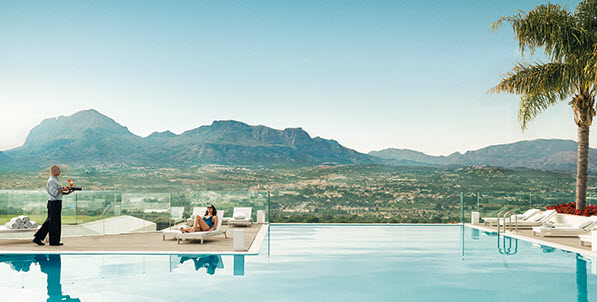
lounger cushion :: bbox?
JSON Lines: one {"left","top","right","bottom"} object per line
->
{"left": 530, "top": 213, "right": 546, "bottom": 222}
{"left": 233, "top": 215, "right": 246, "bottom": 220}
{"left": 582, "top": 220, "right": 597, "bottom": 231}
{"left": 572, "top": 220, "right": 593, "bottom": 230}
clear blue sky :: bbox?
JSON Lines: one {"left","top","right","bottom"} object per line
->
{"left": 0, "top": 0, "right": 583, "bottom": 155}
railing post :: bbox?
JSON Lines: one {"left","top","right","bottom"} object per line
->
{"left": 267, "top": 191, "right": 270, "bottom": 223}
{"left": 460, "top": 192, "right": 464, "bottom": 224}
{"left": 477, "top": 192, "right": 479, "bottom": 209}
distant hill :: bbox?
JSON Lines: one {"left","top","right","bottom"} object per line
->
{"left": 370, "top": 139, "right": 596, "bottom": 172}
{"left": 2, "top": 109, "right": 375, "bottom": 168}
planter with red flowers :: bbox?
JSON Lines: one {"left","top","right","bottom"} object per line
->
{"left": 545, "top": 202, "right": 597, "bottom": 217}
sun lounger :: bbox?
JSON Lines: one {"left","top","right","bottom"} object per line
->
{"left": 170, "top": 207, "right": 185, "bottom": 224}
{"left": 187, "top": 207, "right": 207, "bottom": 226}
{"left": 162, "top": 206, "right": 206, "bottom": 240}
{"left": 499, "top": 209, "right": 557, "bottom": 229}
{"left": 579, "top": 234, "right": 592, "bottom": 247}
{"left": 176, "top": 211, "right": 227, "bottom": 244}
{"left": 532, "top": 216, "right": 597, "bottom": 238}
{"left": 228, "top": 207, "right": 253, "bottom": 227}
{"left": 482, "top": 209, "right": 541, "bottom": 227}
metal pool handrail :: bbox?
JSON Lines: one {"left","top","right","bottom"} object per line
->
{"left": 497, "top": 211, "right": 518, "bottom": 234}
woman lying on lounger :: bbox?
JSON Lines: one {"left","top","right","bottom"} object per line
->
{"left": 180, "top": 205, "right": 218, "bottom": 233}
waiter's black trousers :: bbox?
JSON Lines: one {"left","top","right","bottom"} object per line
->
{"left": 34, "top": 200, "right": 62, "bottom": 245}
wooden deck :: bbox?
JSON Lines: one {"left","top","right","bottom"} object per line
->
{"left": 0, "top": 223, "right": 266, "bottom": 254}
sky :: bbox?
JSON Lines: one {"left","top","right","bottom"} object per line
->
{"left": 0, "top": 0, "right": 586, "bottom": 156}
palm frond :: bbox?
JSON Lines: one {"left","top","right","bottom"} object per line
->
{"left": 492, "top": 4, "right": 582, "bottom": 62}
{"left": 518, "top": 93, "right": 562, "bottom": 130}
{"left": 490, "top": 62, "right": 575, "bottom": 97}
{"left": 576, "top": 0, "right": 597, "bottom": 31}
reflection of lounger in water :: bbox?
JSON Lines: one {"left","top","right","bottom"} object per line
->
{"left": 179, "top": 255, "right": 223, "bottom": 275}
{"left": 0, "top": 255, "right": 79, "bottom": 301}
{"left": 0, "top": 254, "right": 37, "bottom": 272}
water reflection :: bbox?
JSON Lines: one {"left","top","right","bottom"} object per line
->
{"left": 234, "top": 255, "right": 245, "bottom": 276}
{"left": 471, "top": 228, "right": 479, "bottom": 240}
{"left": 177, "top": 255, "right": 223, "bottom": 275}
{"left": 497, "top": 235, "right": 518, "bottom": 255}
{"left": 577, "top": 255, "right": 588, "bottom": 302}
{"left": 0, "top": 254, "right": 80, "bottom": 302}
{"left": 169, "top": 254, "right": 245, "bottom": 276}
{"left": 0, "top": 253, "right": 247, "bottom": 300}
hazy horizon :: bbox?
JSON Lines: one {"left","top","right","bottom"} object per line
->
{"left": 0, "top": 0, "right": 585, "bottom": 156}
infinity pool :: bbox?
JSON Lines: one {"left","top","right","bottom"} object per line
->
{"left": 0, "top": 225, "right": 595, "bottom": 301}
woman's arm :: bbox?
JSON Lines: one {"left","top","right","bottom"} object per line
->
{"left": 210, "top": 216, "right": 218, "bottom": 231}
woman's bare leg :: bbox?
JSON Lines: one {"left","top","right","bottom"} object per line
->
{"left": 180, "top": 226, "right": 193, "bottom": 233}
{"left": 189, "top": 215, "right": 210, "bottom": 232}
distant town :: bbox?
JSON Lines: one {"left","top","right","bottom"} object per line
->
{"left": 1, "top": 163, "right": 589, "bottom": 223}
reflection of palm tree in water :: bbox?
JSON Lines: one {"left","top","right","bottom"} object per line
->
{"left": 33, "top": 254, "right": 81, "bottom": 302}
{"left": 179, "top": 255, "right": 222, "bottom": 275}
{"left": 576, "top": 254, "right": 588, "bottom": 302}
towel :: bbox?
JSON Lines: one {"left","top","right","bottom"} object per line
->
{"left": 29, "top": 221, "right": 39, "bottom": 228}
{"left": 19, "top": 216, "right": 30, "bottom": 223}
{"left": 10, "top": 217, "right": 22, "bottom": 225}
{"left": 4, "top": 222, "right": 15, "bottom": 229}
{"left": 25, "top": 221, "right": 33, "bottom": 228}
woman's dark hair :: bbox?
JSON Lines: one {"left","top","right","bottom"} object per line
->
{"left": 205, "top": 204, "right": 217, "bottom": 216}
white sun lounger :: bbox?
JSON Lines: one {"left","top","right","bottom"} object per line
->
{"left": 187, "top": 207, "right": 207, "bottom": 226}
{"left": 532, "top": 216, "right": 597, "bottom": 238}
{"left": 228, "top": 207, "right": 253, "bottom": 227}
{"left": 579, "top": 234, "right": 592, "bottom": 247}
{"left": 170, "top": 207, "right": 185, "bottom": 224}
{"left": 162, "top": 207, "right": 206, "bottom": 241}
{"left": 482, "top": 209, "right": 541, "bottom": 227}
{"left": 176, "top": 211, "right": 227, "bottom": 244}
{"left": 500, "top": 209, "right": 557, "bottom": 229}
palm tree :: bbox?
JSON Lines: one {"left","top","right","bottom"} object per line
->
{"left": 490, "top": 1, "right": 597, "bottom": 210}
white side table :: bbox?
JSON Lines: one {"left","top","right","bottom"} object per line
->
{"left": 471, "top": 212, "right": 480, "bottom": 225}
{"left": 234, "top": 229, "right": 245, "bottom": 251}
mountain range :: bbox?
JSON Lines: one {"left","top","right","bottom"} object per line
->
{"left": 370, "top": 139, "right": 597, "bottom": 172}
{"left": 0, "top": 109, "right": 595, "bottom": 172}
{"left": 0, "top": 109, "right": 374, "bottom": 169}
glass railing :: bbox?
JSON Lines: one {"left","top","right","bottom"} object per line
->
{"left": 2, "top": 188, "right": 583, "bottom": 235}
{"left": 460, "top": 191, "right": 581, "bottom": 224}
{"left": 0, "top": 190, "right": 270, "bottom": 239}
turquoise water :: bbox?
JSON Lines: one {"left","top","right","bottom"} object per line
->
{"left": 0, "top": 225, "right": 596, "bottom": 301}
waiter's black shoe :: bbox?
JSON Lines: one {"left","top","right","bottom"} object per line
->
{"left": 33, "top": 238, "right": 45, "bottom": 246}
{"left": 49, "top": 243, "right": 64, "bottom": 246}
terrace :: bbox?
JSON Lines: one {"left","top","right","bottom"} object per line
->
{"left": 0, "top": 190, "right": 269, "bottom": 253}
{"left": 1, "top": 189, "right": 597, "bottom": 256}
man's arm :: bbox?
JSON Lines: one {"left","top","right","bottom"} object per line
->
{"left": 60, "top": 187, "right": 72, "bottom": 195}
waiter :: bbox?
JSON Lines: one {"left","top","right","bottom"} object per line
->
{"left": 33, "top": 165, "right": 72, "bottom": 246}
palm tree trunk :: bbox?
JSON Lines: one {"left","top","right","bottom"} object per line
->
{"left": 576, "top": 125, "right": 590, "bottom": 210}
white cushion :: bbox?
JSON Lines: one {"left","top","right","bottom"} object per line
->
{"left": 581, "top": 220, "right": 597, "bottom": 231}
{"left": 571, "top": 219, "right": 592, "bottom": 229}
{"left": 233, "top": 215, "right": 246, "bottom": 220}
{"left": 531, "top": 213, "right": 546, "bottom": 222}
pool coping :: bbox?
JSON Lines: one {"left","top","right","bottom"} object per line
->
{"left": 0, "top": 224, "right": 269, "bottom": 256}
{"left": 466, "top": 223, "right": 597, "bottom": 258}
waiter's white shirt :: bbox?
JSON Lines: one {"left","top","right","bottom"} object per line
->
{"left": 47, "top": 176, "right": 63, "bottom": 201}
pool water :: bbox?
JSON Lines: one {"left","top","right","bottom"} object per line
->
{"left": 0, "top": 225, "right": 595, "bottom": 301}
